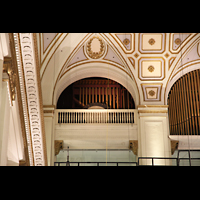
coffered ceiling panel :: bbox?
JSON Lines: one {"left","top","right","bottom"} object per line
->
{"left": 138, "top": 57, "right": 165, "bottom": 81}
{"left": 141, "top": 83, "right": 163, "bottom": 101}
{"left": 139, "top": 33, "right": 165, "bottom": 53}
{"left": 109, "top": 33, "right": 134, "bottom": 54}
{"left": 169, "top": 33, "right": 196, "bottom": 53}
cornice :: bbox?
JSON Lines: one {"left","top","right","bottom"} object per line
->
{"left": 13, "top": 33, "right": 46, "bottom": 166}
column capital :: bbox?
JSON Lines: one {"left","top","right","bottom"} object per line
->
{"left": 43, "top": 105, "right": 55, "bottom": 117}
{"left": 137, "top": 105, "right": 168, "bottom": 114}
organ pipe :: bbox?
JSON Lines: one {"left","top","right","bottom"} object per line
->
{"left": 71, "top": 78, "right": 134, "bottom": 109}
{"left": 168, "top": 69, "right": 200, "bottom": 135}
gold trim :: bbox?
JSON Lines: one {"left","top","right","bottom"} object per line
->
{"left": 170, "top": 33, "right": 194, "bottom": 53}
{"left": 128, "top": 57, "right": 135, "bottom": 69}
{"left": 145, "top": 87, "right": 158, "bottom": 99}
{"left": 33, "top": 33, "right": 48, "bottom": 166}
{"left": 138, "top": 110, "right": 168, "bottom": 113}
{"left": 168, "top": 57, "right": 176, "bottom": 70}
{"left": 111, "top": 33, "right": 135, "bottom": 54}
{"left": 43, "top": 105, "right": 55, "bottom": 108}
{"left": 41, "top": 33, "right": 63, "bottom": 67}
{"left": 197, "top": 43, "right": 200, "bottom": 57}
{"left": 67, "top": 46, "right": 89, "bottom": 68}
{"left": 43, "top": 110, "right": 54, "bottom": 114}
{"left": 41, "top": 33, "right": 69, "bottom": 80}
{"left": 138, "top": 57, "right": 165, "bottom": 81}
{"left": 137, "top": 105, "right": 168, "bottom": 108}
{"left": 139, "top": 33, "right": 166, "bottom": 54}
{"left": 9, "top": 33, "right": 30, "bottom": 165}
{"left": 102, "top": 45, "right": 124, "bottom": 68}
{"left": 43, "top": 33, "right": 59, "bottom": 54}
{"left": 141, "top": 83, "right": 163, "bottom": 102}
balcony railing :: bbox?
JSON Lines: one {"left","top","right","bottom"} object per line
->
{"left": 55, "top": 109, "right": 137, "bottom": 124}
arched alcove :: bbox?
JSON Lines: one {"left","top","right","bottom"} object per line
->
{"left": 57, "top": 77, "right": 135, "bottom": 109}
{"left": 53, "top": 62, "right": 139, "bottom": 107}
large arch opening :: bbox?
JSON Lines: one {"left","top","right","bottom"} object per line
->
{"left": 168, "top": 69, "right": 200, "bottom": 135}
{"left": 57, "top": 77, "right": 135, "bottom": 109}
{"left": 53, "top": 62, "right": 139, "bottom": 106}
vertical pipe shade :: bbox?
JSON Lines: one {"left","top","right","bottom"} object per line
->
{"left": 168, "top": 69, "right": 200, "bottom": 135}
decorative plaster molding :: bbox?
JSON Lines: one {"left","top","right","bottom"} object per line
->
{"left": 170, "top": 140, "right": 179, "bottom": 155}
{"left": 129, "top": 140, "right": 138, "bottom": 155}
{"left": 86, "top": 36, "right": 105, "bottom": 59}
{"left": 55, "top": 140, "right": 63, "bottom": 156}
{"left": 13, "top": 33, "right": 46, "bottom": 166}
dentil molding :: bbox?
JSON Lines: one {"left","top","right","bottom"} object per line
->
{"left": 13, "top": 33, "right": 46, "bottom": 166}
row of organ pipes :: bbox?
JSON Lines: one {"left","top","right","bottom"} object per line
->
{"left": 168, "top": 69, "right": 200, "bottom": 135}
{"left": 72, "top": 79, "right": 135, "bottom": 109}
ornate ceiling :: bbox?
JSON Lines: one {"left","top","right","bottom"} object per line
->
{"left": 37, "top": 33, "right": 200, "bottom": 106}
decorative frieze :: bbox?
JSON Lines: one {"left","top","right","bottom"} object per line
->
{"left": 13, "top": 33, "right": 46, "bottom": 166}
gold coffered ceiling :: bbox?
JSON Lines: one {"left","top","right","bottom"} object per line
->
{"left": 38, "top": 33, "right": 200, "bottom": 106}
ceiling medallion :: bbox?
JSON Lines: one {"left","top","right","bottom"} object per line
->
{"left": 148, "top": 90, "right": 155, "bottom": 97}
{"left": 148, "top": 65, "right": 155, "bottom": 73}
{"left": 123, "top": 38, "right": 130, "bottom": 46}
{"left": 148, "top": 38, "right": 155, "bottom": 45}
{"left": 86, "top": 36, "right": 105, "bottom": 59}
{"left": 164, "top": 53, "right": 170, "bottom": 58}
{"left": 175, "top": 38, "right": 182, "bottom": 45}
{"left": 134, "top": 53, "right": 139, "bottom": 58}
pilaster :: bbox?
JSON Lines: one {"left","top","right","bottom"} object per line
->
{"left": 137, "top": 105, "right": 171, "bottom": 165}
{"left": 43, "top": 105, "right": 55, "bottom": 166}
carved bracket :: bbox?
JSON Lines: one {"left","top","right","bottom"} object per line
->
{"left": 3, "top": 57, "right": 16, "bottom": 101}
{"left": 171, "top": 140, "right": 179, "bottom": 155}
{"left": 129, "top": 140, "right": 138, "bottom": 155}
{"left": 55, "top": 140, "right": 63, "bottom": 156}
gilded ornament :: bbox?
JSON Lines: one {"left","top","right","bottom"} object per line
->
{"left": 148, "top": 65, "right": 155, "bottom": 72}
{"left": 134, "top": 53, "right": 139, "bottom": 58}
{"left": 3, "top": 57, "right": 16, "bottom": 101}
{"left": 148, "top": 38, "right": 155, "bottom": 45}
{"left": 123, "top": 38, "right": 130, "bottom": 46}
{"left": 55, "top": 140, "right": 63, "bottom": 156}
{"left": 175, "top": 38, "right": 181, "bottom": 45}
{"left": 171, "top": 140, "right": 179, "bottom": 155}
{"left": 164, "top": 53, "right": 170, "bottom": 58}
{"left": 86, "top": 36, "right": 105, "bottom": 59}
{"left": 148, "top": 90, "right": 155, "bottom": 97}
{"left": 129, "top": 140, "right": 138, "bottom": 155}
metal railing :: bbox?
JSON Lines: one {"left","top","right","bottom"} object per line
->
{"left": 54, "top": 150, "right": 200, "bottom": 166}
{"left": 138, "top": 150, "right": 200, "bottom": 166}
{"left": 55, "top": 109, "right": 137, "bottom": 124}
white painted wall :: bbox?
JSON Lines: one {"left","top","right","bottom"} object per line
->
{"left": 55, "top": 123, "right": 138, "bottom": 150}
